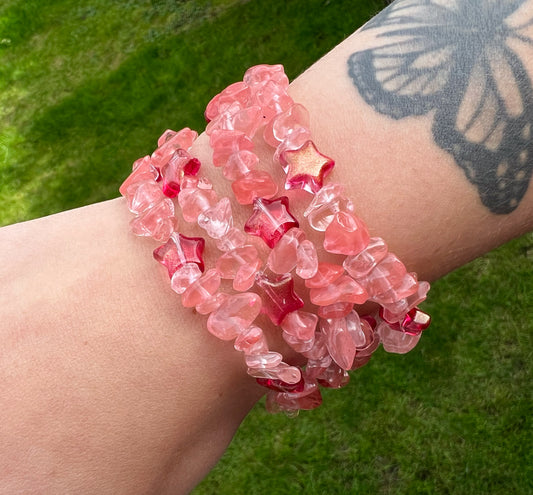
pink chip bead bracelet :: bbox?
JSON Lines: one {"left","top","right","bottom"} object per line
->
{"left": 120, "top": 64, "right": 431, "bottom": 415}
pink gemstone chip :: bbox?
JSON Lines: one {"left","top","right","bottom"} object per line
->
{"left": 178, "top": 185, "right": 218, "bottom": 223}
{"left": 343, "top": 237, "right": 389, "bottom": 278}
{"left": 303, "top": 182, "right": 354, "bottom": 231}
{"left": 323, "top": 211, "right": 370, "bottom": 256}
{"left": 234, "top": 326, "right": 269, "bottom": 355}
{"left": 207, "top": 292, "right": 262, "bottom": 341}
{"left": 305, "top": 262, "right": 344, "bottom": 289}
{"left": 119, "top": 156, "right": 158, "bottom": 197}
{"left": 126, "top": 180, "right": 165, "bottom": 214}
{"left": 244, "top": 196, "right": 299, "bottom": 248}
{"left": 223, "top": 150, "right": 259, "bottom": 180}
{"left": 181, "top": 269, "right": 221, "bottom": 308}
{"left": 267, "top": 227, "right": 305, "bottom": 274}
{"left": 170, "top": 263, "right": 202, "bottom": 294}
{"left": 232, "top": 170, "right": 278, "bottom": 205}
{"left": 401, "top": 307, "right": 431, "bottom": 335}
{"left": 378, "top": 320, "right": 421, "bottom": 354}
{"left": 320, "top": 317, "right": 357, "bottom": 370}
{"left": 197, "top": 197, "right": 233, "bottom": 239}
{"left": 309, "top": 275, "right": 368, "bottom": 306}
{"left": 295, "top": 239, "right": 318, "bottom": 279}
{"left": 281, "top": 310, "right": 318, "bottom": 341}
{"left": 129, "top": 199, "right": 176, "bottom": 242}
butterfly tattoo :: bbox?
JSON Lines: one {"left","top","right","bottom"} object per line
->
{"left": 348, "top": 0, "right": 533, "bottom": 214}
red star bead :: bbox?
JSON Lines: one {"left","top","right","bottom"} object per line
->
{"left": 255, "top": 269, "right": 304, "bottom": 325}
{"left": 280, "top": 140, "right": 335, "bottom": 193}
{"left": 244, "top": 196, "right": 299, "bottom": 248}
{"left": 153, "top": 232, "right": 205, "bottom": 277}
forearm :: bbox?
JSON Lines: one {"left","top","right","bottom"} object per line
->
{"left": 1, "top": 1, "right": 533, "bottom": 494}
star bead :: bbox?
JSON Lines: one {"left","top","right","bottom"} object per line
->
{"left": 153, "top": 232, "right": 205, "bottom": 277}
{"left": 280, "top": 140, "right": 335, "bottom": 193}
{"left": 244, "top": 196, "right": 299, "bottom": 248}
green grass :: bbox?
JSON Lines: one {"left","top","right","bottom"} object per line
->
{"left": 1, "top": 1, "right": 532, "bottom": 494}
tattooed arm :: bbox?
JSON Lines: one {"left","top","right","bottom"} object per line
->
{"left": 290, "top": 0, "right": 533, "bottom": 281}
{"left": 1, "top": 1, "right": 532, "bottom": 494}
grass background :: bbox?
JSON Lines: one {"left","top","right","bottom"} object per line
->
{"left": 1, "top": 0, "right": 532, "bottom": 493}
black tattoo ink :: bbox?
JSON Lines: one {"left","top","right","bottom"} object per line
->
{"left": 348, "top": 0, "right": 533, "bottom": 214}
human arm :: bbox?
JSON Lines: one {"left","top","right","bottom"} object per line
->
{"left": 1, "top": 1, "right": 533, "bottom": 494}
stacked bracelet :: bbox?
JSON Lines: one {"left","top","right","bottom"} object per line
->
{"left": 120, "top": 65, "right": 431, "bottom": 416}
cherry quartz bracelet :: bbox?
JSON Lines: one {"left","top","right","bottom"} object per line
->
{"left": 120, "top": 64, "right": 431, "bottom": 415}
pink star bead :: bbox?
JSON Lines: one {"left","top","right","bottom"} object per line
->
{"left": 309, "top": 274, "right": 368, "bottom": 306}
{"left": 129, "top": 198, "right": 176, "bottom": 242}
{"left": 280, "top": 140, "right": 335, "bottom": 193}
{"left": 232, "top": 170, "right": 278, "bottom": 205}
{"left": 206, "top": 292, "right": 262, "bottom": 341}
{"left": 255, "top": 269, "right": 304, "bottom": 325}
{"left": 181, "top": 269, "right": 221, "bottom": 308}
{"left": 323, "top": 211, "right": 370, "bottom": 256}
{"left": 244, "top": 196, "right": 299, "bottom": 248}
{"left": 153, "top": 232, "right": 206, "bottom": 277}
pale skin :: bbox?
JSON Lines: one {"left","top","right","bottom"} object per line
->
{"left": 1, "top": 1, "right": 533, "bottom": 493}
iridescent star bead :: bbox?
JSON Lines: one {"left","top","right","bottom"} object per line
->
{"left": 280, "top": 140, "right": 335, "bottom": 193}
{"left": 244, "top": 196, "right": 299, "bottom": 248}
